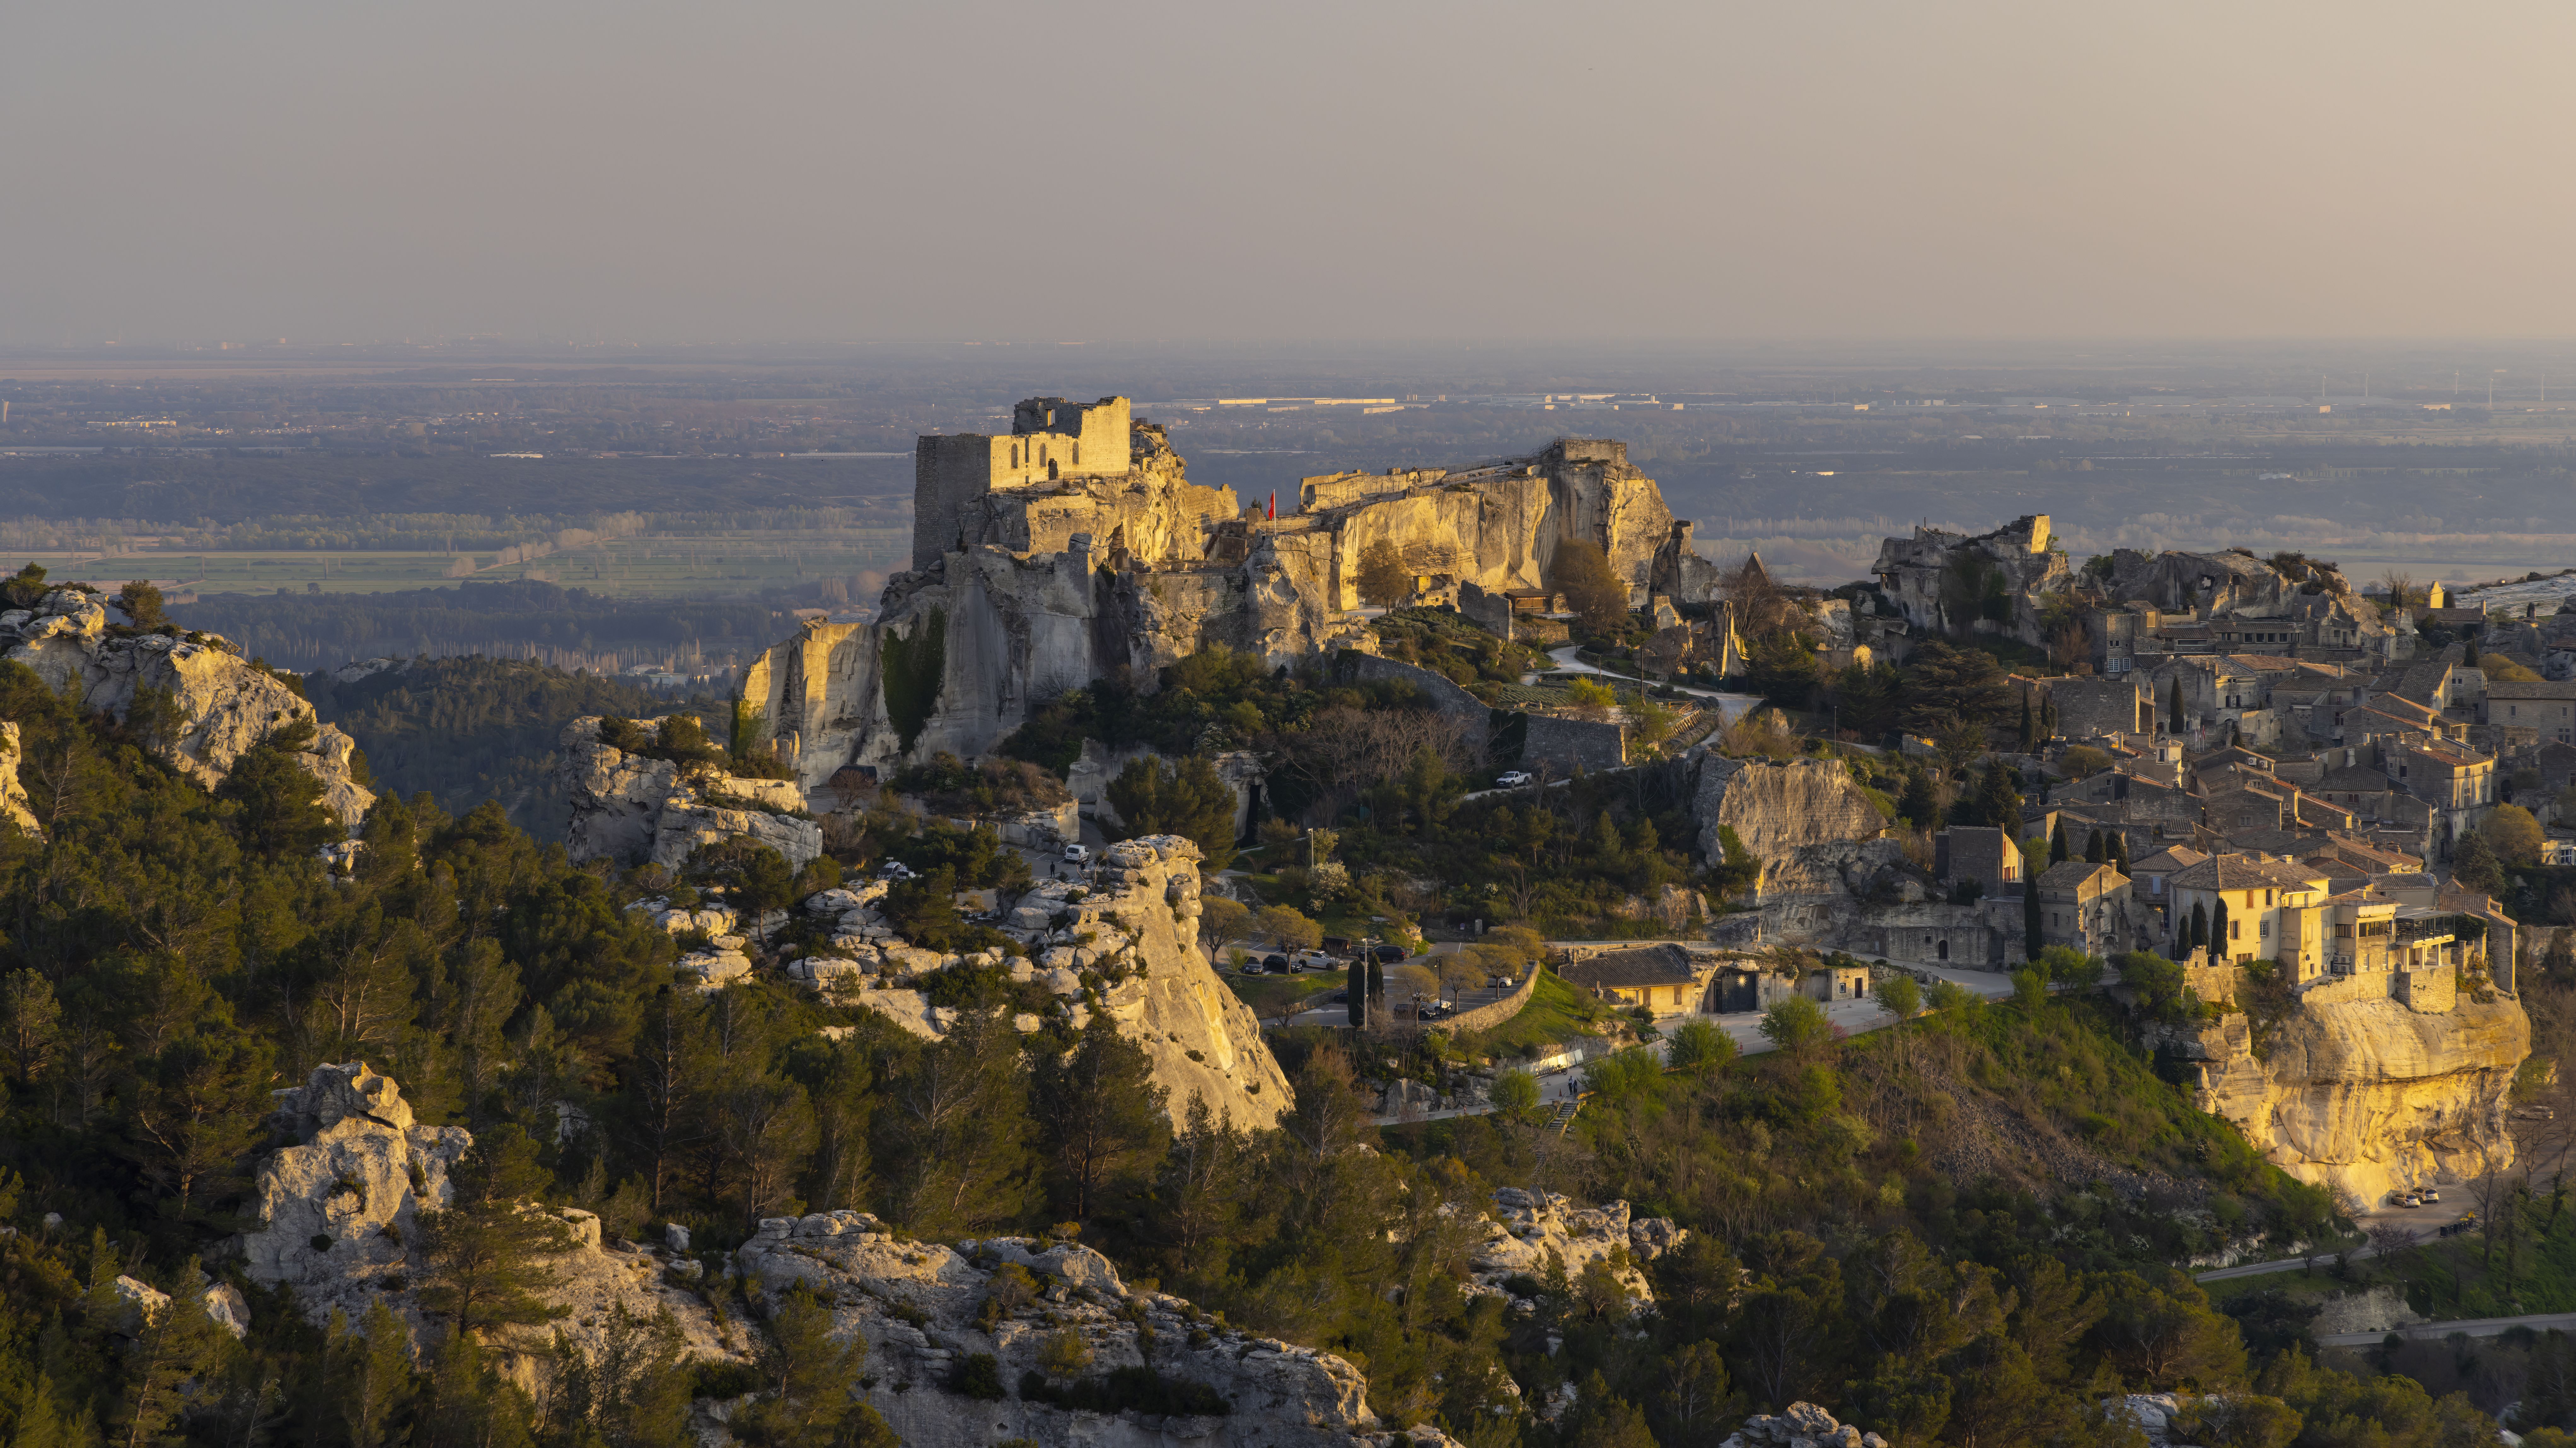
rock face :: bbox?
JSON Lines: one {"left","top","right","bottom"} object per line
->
{"left": 557, "top": 716, "right": 824, "bottom": 870}
{"left": 1869, "top": 515, "right": 2069, "bottom": 647}
{"left": 726, "top": 407, "right": 1722, "bottom": 783}
{"left": 1467, "top": 1190, "right": 1685, "bottom": 1308}
{"left": 1693, "top": 755, "right": 1892, "bottom": 901}
{"left": 2161, "top": 992, "right": 2528, "bottom": 1208}
{"left": 1721, "top": 1402, "right": 1887, "bottom": 1448}
{"left": 797, "top": 837, "right": 1291, "bottom": 1130}
{"left": 1, "top": 589, "right": 374, "bottom": 831}
{"left": 237, "top": 1063, "right": 739, "bottom": 1375}
{"left": 735, "top": 1211, "right": 1384, "bottom": 1448}
{"left": 0, "top": 722, "right": 34, "bottom": 833}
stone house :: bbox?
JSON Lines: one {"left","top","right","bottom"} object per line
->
{"left": 2035, "top": 861, "right": 2135, "bottom": 957}
{"left": 1803, "top": 963, "right": 1871, "bottom": 1003}
{"left": 1557, "top": 943, "right": 1709, "bottom": 1016}
{"left": 2164, "top": 854, "right": 2334, "bottom": 980}
{"left": 2052, "top": 676, "right": 2159, "bottom": 741}
{"left": 2126, "top": 844, "right": 2207, "bottom": 935}
{"left": 1934, "top": 825, "right": 2024, "bottom": 896}
{"left": 2483, "top": 679, "right": 2576, "bottom": 743}
{"left": 2382, "top": 735, "right": 2497, "bottom": 846}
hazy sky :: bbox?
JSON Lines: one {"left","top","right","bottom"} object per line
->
{"left": 7, "top": 1, "right": 2573, "bottom": 344}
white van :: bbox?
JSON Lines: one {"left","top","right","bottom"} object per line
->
{"left": 1063, "top": 844, "right": 1091, "bottom": 864}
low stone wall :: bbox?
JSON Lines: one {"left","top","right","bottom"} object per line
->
{"left": 1523, "top": 713, "right": 1626, "bottom": 773}
{"left": 1444, "top": 967, "right": 1540, "bottom": 1036}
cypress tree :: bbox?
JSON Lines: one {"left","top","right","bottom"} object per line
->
{"left": 2189, "top": 901, "right": 2209, "bottom": 958}
{"left": 2041, "top": 695, "right": 2059, "bottom": 741}
{"left": 2211, "top": 897, "right": 2232, "bottom": 960}
{"left": 2108, "top": 831, "right": 2130, "bottom": 873}
{"left": 2168, "top": 677, "right": 2186, "bottom": 735}
{"left": 2085, "top": 829, "right": 2107, "bottom": 865}
{"left": 2024, "top": 872, "right": 2044, "bottom": 960}
{"left": 1347, "top": 956, "right": 1366, "bottom": 1028}
{"left": 2050, "top": 817, "right": 2070, "bottom": 864}
{"left": 2018, "top": 698, "right": 2035, "bottom": 751}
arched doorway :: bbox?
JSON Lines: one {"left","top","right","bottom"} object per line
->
{"left": 1937, "top": 939, "right": 1950, "bottom": 962}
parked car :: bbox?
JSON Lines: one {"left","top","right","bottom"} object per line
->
{"left": 1262, "top": 954, "right": 1292, "bottom": 973}
{"left": 1322, "top": 990, "right": 1348, "bottom": 1005}
{"left": 2393, "top": 1191, "right": 2421, "bottom": 1208}
{"left": 1416, "top": 1003, "right": 1452, "bottom": 1021}
{"left": 878, "top": 861, "right": 917, "bottom": 881}
{"left": 1290, "top": 950, "right": 1335, "bottom": 972}
{"left": 1063, "top": 844, "right": 1091, "bottom": 863}
{"left": 1371, "top": 944, "right": 1408, "bottom": 964}
{"left": 1495, "top": 770, "right": 1534, "bottom": 788}
{"left": 2421, "top": 1188, "right": 2440, "bottom": 1204}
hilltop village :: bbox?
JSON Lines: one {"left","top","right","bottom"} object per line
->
{"left": 9, "top": 393, "right": 2573, "bottom": 1448}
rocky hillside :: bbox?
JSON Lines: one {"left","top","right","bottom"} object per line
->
{"left": 557, "top": 713, "right": 824, "bottom": 869}
{"left": 794, "top": 836, "right": 1290, "bottom": 1130}
{"left": 4, "top": 586, "right": 373, "bottom": 829}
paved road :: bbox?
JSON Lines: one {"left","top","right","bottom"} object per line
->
{"left": 1543, "top": 646, "right": 1766, "bottom": 721}
{"left": 2317, "top": 1310, "right": 2576, "bottom": 1348}
{"left": 2193, "top": 1210, "right": 2472, "bottom": 1282}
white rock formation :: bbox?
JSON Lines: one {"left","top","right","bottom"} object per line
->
{"left": 0, "top": 722, "right": 34, "bottom": 834}
{"left": 556, "top": 716, "right": 823, "bottom": 870}
{"left": 735, "top": 1210, "right": 1389, "bottom": 1448}
{"left": 0, "top": 589, "right": 373, "bottom": 830}
{"left": 236, "top": 1063, "right": 738, "bottom": 1377}
{"left": 1721, "top": 1402, "right": 1887, "bottom": 1448}
{"left": 2164, "top": 992, "right": 2529, "bottom": 1208}
{"left": 803, "top": 836, "right": 1291, "bottom": 1129}
{"left": 1467, "top": 1190, "right": 1685, "bottom": 1307}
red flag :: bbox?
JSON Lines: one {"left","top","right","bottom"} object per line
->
{"left": 1267, "top": 490, "right": 1275, "bottom": 520}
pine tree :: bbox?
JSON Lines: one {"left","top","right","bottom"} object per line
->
{"left": 875, "top": 1005, "right": 1035, "bottom": 1237}
{"left": 1898, "top": 766, "right": 1940, "bottom": 830}
{"left": 1033, "top": 1017, "right": 1172, "bottom": 1221}
{"left": 105, "top": 1266, "right": 238, "bottom": 1448}
{"left": 325, "top": 1300, "right": 416, "bottom": 1448}
{"left": 732, "top": 1287, "right": 891, "bottom": 1448}
{"left": 415, "top": 1124, "right": 576, "bottom": 1338}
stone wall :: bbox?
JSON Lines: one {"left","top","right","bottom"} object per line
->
{"left": 1331, "top": 651, "right": 1492, "bottom": 724}
{"left": 1442, "top": 967, "right": 1539, "bottom": 1035}
{"left": 1522, "top": 713, "right": 1625, "bottom": 773}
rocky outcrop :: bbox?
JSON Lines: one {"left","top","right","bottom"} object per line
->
{"left": 1721, "top": 1403, "right": 1887, "bottom": 1448}
{"left": 729, "top": 412, "right": 1719, "bottom": 781}
{"left": 792, "top": 837, "right": 1290, "bottom": 1130}
{"left": 0, "top": 722, "right": 33, "bottom": 834}
{"left": 1467, "top": 1190, "right": 1685, "bottom": 1308}
{"left": 236, "top": 1063, "right": 739, "bottom": 1375}
{"left": 2, "top": 589, "right": 373, "bottom": 831}
{"left": 2158, "top": 992, "right": 2529, "bottom": 1208}
{"left": 734, "top": 1211, "right": 1386, "bottom": 1448}
{"left": 1693, "top": 756, "right": 1890, "bottom": 897}
{"left": 557, "top": 716, "right": 823, "bottom": 870}
{"left": 1869, "top": 516, "right": 2069, "bottom": 647}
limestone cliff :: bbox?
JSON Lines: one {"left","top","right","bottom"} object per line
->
{"left": 3, "top": 588, "right": 374, "bottom": 830}
{"left": 2161, "top": 990, "right": 2528, "bottom": 1208}
{"left": 729, "top": 411, "right": 1721, "bottom": 784}
{"left": 556, "top": 715, "right": 824, "bottom": 870}
{"left": 794, "top": 836, "right": 1290, "bottom": 1130}
{"left": 236, "top": 1063, "right": 741, "bottom": 1377}
{"left": 736, "top": 1213, "right": 1389, "bottom": 1448}
{"left": 0, "top": 723, "right": 34, "bottom": 834}
{"left": 1693, "top": 755, "right": 1890, "bottom": 898}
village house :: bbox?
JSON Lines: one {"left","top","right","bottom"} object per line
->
{"left": 2036, "top": 861, "right": 2137, "bottom": 956}
{"left": 2164, "top": 854, "right": 2334, "bottom": 980}
{"left": 2483, "top": 679, "right": 2576, "bottom": 743}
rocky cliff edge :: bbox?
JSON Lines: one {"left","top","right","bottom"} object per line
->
{"left": 792, "top": 836, "right": 1292, "bottom": 1131}
{"left": 3, "top": 589, "right": 373, "bottom": 831}
{"left": 2164, "top": 991, "right": 2528, "bottom": 1209}
{"left": 557, "top": 715, "right": 825, "bottom": 871}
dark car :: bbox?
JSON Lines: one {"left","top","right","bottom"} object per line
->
{"left": 1262, "top": 954, "right": 1291, "bottom": 973}
{"left": 1371, "top": 945, "right": 1408, "bottom": 964}
{"left": 1415, "top": 1003, "right": 1452, "bottom": 1021}
{"left": 1322, "top": 990, "right": 1349, "bottom": 1005}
